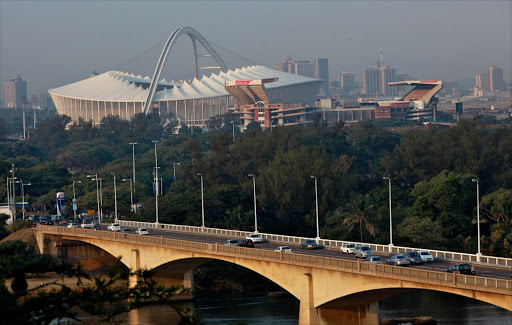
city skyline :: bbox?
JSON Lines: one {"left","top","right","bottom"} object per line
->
{"left": 1, "top": 1, "right": 511, "bottom": 97}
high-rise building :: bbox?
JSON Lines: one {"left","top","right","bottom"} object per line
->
{"left": 362, "top": 50, "right": 397, "bottom": 97}
{"left": 314, "top": 58, "right": 329, "bottom": 92}
{"left": 476, "top": 73, "right": 490, "bottom": 90}
{"left": 4, "top": 74, "right": 27, "bottom": 108}
{"left": 489, "top": 66, "right": 505, "bottom": 91}
{"left": 275, "top": 55, "right": 315, "bottom": 78}
{"left": 341, "top": 71, "right": 356, "bottom": 95}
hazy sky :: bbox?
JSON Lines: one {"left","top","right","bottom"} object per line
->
{"left": 1, "top": 1, "right": 511, "bottom": 96}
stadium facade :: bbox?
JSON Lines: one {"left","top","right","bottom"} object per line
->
{"left": 49, "top": 26, "right": 322, "bottom": 128}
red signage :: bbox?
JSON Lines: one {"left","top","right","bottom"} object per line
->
{"left": 419, "top": 80, "right": 440, "bottom": 84}
{"left": 390, "top": 102, "right": 411, "bottom": 107}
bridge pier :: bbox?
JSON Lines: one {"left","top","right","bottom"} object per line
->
{"left": 299, "top": 272, "right": 380, "bottom": 325}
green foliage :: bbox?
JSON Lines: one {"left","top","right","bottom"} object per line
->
{"left": 9, "top": 219, "right": 32, "bottom": 232}
{"left": 0, "top": 240, "right": 200, "bottom": 325}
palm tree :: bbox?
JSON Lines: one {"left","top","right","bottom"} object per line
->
{"left": 343, "top": 195, "right": 377, "bottom": 242}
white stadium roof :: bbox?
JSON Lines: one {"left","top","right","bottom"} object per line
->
{"left": 49, "top": 65, "right": 321, "bottom": 102}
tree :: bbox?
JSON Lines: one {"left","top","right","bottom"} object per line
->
{"left": 343, "top": 195, "right": 378, "bottom": 242}
{"left": 0, "top": 240, "right": 200, "bottom": 325}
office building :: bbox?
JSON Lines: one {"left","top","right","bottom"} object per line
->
{"left": 476, "top": 73, "right": 490, "bottom": 90}
{"left": 314, "top": 58, "right": 329, "bottom": 92}
{"left": 489, "top": 66, "right": 505, "bottom": 91}
{"left": 341, "top": 71, "right": 356, "bottom": 95}
{"left": 275, "top": 55, "right": 315, "bottom": 78}
{"left": 362, "top": 50, "right": 397, "bottom": 97}
{"left": 4, "top": 74, "right": 27, "bottom": 108}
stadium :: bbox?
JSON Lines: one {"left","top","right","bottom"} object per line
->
{"left": 49, "top": 26, "right": 322, "bottom": 128}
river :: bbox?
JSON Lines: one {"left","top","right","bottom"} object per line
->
{"left": 103, "top": 290, "right": 511, "bottom": 324}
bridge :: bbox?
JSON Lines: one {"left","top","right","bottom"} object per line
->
{"left": 36, "top": 224, "right": 512, "bottom": 325}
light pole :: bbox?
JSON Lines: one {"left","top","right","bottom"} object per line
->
{"left": 10, "top": 164, "right": 16, "bottom": 219}
{"left": 72, "top": 180, "right": 81, "bottom": 221}
{"left": 248, "top": 174, "right": 258, "bottom": 233}
{"left": 21, "top": 182, "right": 31, "bottom": 220}
{"left": 311, "top": 175, "right": 320, "bottom": 241}
{"left": 173, "top": 163, "right": 180, "bottom": 182}
{"left": 198, "top": 173, "right": 205, "bottom": 229}
{"left": 123, "top": 178, "right": 134, "bottom": 213}
{"left": 152, "top": 140, "right": 159, "bottom": 225}
{"left": 129, "top": 142, "right": 137, "bottom": 191}
{"left": 383, "top": 176, "right": 393, "bottom": 249}
{"left": 232, "top": 121, "right": 235, "bottom": 142}
{"left": 112, "top": 173, "right": 118, "bottom": 223}
{"left": 87, "top": 174, "right": 101, "bottom": 224}
{"left": 472, "top": 178, "right": 482, "bottom": 260}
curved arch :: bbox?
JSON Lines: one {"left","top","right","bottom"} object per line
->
{"left": 143, "top": 26, "right": 228, "bottom": 114}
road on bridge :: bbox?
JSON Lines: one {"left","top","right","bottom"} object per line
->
{"left": 66, "top": 224, "right": 512, "bottom": 280}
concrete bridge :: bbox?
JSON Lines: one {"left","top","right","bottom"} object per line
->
{"left": 36, "top": 225, "right": 512, "bottom": 325}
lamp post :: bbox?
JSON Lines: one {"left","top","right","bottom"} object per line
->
{"left": 383, "top": 176, "right": 393, "bottom": 250}
{"left": 472, "top": 178, "right": 482, "bottom": 261}
{"left": 123, "top": 178, "right": 134, "bottom": 213}
{"left": 10, "top": 164, "right": 16, "bottom": 219}
{"left": 173, "top": 163, "right": 180, "bottom": 182}
{"left": 87, "top": 174, "right": 101, "bottom": 224}
{"left": 112, "top": 173, "right": 118, "bottom": 223}
{"left": 248, "top": 174, "right": 258, "bottom": 233}
{"left": 311, "top": 175, "right": 320, "bottom": 241}
{"left": 152, "top": 140, "right": 159, "bottom": 225}
{"left": 72, "top": 180, "right": 81, "bottom": 221}
{"left": 232, "top": 121, "right": 235, "bottom": 142}
{"left": 197, "top": 173, "right": 205, "bottom": 229}
{"left": 21, "top": 182, "right": 31, "bottom": 220}
{"left": 129, "top": 142, "right": 137, "bottom": 191}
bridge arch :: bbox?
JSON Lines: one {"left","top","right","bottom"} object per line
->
{"left": 143, "top": 26, "right": 228, "bottom": 114}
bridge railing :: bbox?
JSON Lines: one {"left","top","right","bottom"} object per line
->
{"left": 39, "top": 225, "right": 512, "bottom": 294}
{"left": 117, "top": 220, "right": 512, "bottom": 268}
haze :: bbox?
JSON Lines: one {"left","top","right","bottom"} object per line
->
{"left": 1, "top": 1, "right": 510, "bottom": 96}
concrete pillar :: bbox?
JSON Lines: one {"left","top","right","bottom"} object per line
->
{"left": 129, "top": 249, "right": 140, "bottom": 289}
{"left": 299, "top": 272, "right": 319, "bottom": 325}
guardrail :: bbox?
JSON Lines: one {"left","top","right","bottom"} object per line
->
{"left": 39, "top": 224, "right": 512, "bottom": 295}
{"left": 116, "top": 220, "right": 512, "bottom": 268}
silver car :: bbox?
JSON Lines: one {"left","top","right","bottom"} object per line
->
{"left": 340, "top": 243, "right": 356, "bottom": 254}
{"left": 275, "top": 246, "right": 292, "bottom": 252}
{"left": 387, "top": 255, "right": 411, "bottom": 266}
{"left": 418, "top": 250, "right": 434, "bottom": 263}
{"left": 364, "top": 256, "right": 383, "bottom": 264}
{"left": 224, "top": 239, "right": 238, "bottom": 246}
{"left": 354, "top": 245, "right": 373, "bottom": 258}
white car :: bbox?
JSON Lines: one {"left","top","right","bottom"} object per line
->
{"left": 107, "top": 223, "right": 121, "bottom": 232}
{"left": 67, "top": 221, "right": 80, "bottom": 228}
{"left": 418, "top": 250, "right": 434, "bottom": 263}
{"left": 135, "top": 228, "right": 149, "bottom": 235}
{"left": 246, "top": 233, "right": 263, "bottom": 243}
{"left": 340, "top": 243, "right": 356, "bottom": 254}
{"left": 275, "top": 246, "right": 292, "bottom": 252}
{"left": 81, "top": 222, "right": 94, "bottom": 229}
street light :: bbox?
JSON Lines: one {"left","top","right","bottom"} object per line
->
{"left": 248, "top": 174, "right": 258, "bottom": 233}
{"left": 152, "top": 140, "right": 159, "bottom": 225}
{"left": 197, "top": 173, "right": 205, "bottom": 229}
{"left": 383, "top": 176, "right": 393, "bottom": 250}
{"left": 87, "top": 174, "right": 101, "bottom": 223}
{"left": 72, "top": 180, "right": 82, "bottom": 221}
{"left": 21, "top": 182, "right": 31, "bottom": 221}
{"left": 472, "top": 178, "right": 482, "bottom": 260}
{"left": 129, "top": 142, "right": 137, "bottom": 191}
{"left": 173, "top": 163, "right": 180, "bottom": 182}
{"left": 112, "top": 173, "right": 118, "bottom": 223}
{"left": 122, "top": 178, "right": 134, "bottom": 213}
{"left": 311, "top": 175, "right": 320, "bottom": 241}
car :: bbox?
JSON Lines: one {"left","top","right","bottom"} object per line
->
{"left": 107, "top": 223, "right": 121, "bottom": 232}
{"left": 446, "top": 263, "right": 475, "bottom": 275}
{"left": 354, "top": 245, "right": 373, "bottom": 258}
{"left": 92, "top": 224, "right": 102, "bottom": 230}
{"left": 418, "top": 250, "right": 434, "bottom": 263}
{"left": 60, "top": 219, "right": 68, "bottom": 225}
{"left": 364, "top": 256, "right": 383, "bottom": 264}
{"left": 81, "top": 222, "right": 94, "bottom": 229}
{"left": 135, "top": 228, "right": 149, "bottom": 235}
{"left": 387, "top": 255, "right": 411, "bottom": 266}
{"left": 275, "top": 246, "right": 292, "bottom": 252}
{"left": 67, "top": 221, "right": 80, "bottom": 228}
{"left": 46, "top": 219, "right": 55, "bottom": 225}
{"left": 300, "top": 239, "right": 324, "bottom": 250}
{"left": 246, "top": 233, "right": 264, "bottom": 243}
{"left": 120, "top": 228, "right": 131, "bottom": 233}
{"left": 403, "top": 251, "right": 424, "bottom": 265}
{"left": 224, "top": 239, "right": 238, "bottom": 246}
{"left": 340, "top": 243, "right": 356, "bottom": 254}
{"left": 238, "top": 239, "right": 255, "bottom": 248}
